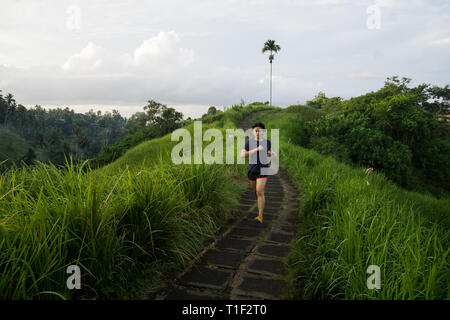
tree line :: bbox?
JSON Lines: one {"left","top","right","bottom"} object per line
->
{"left": 0, "top": 91, "right": 187, "bottom": 170}
{"left": 0, "top": 90, "right": 129, "bottom": 170}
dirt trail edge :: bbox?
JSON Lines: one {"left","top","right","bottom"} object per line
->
{"left": 150, "top": 112, "right": 301, "bottom": 300}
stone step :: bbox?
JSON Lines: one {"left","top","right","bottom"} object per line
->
{"left": 230, "top": 273, "right": 286, "bottom": 300}
{"left": 164, "top": 286, "right": 225, "bottom": 300}
{"left": 265, "top": 231, "right": 297, "bottom": 244}
{"left": 199, "top": 249, "right": 246, "bottom": 269}
{"left": 272, "top": 224, "right": 298, "bottom": 234}
{"left": 227, "top": 227, "right": 265, "bottom": 239}
{"left": 177, "top": 266, "right": 233, "bottom": 290}
{"left": 253, "top": 242, "right": 292, "bottom": 258}
{"left": 236, "top": 218, "right": 269, "bottom": 229}
{"left": 215, "top": 236, "right": 255, "bottom": 253}
{"left": 244, "top": 256, "right": 287, "bottom": 277}
{"left": 242, "top": 214, "right": 276, "bottom": 223}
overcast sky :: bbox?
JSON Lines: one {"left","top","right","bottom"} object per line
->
{"left": 1, "top": 0, "right": 449, "bottom": 119}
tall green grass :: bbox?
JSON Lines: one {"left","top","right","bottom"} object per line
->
{"left": 255, "top": 111, "right": 449, "bottom": 299}
{"left": 0, "top": 156, "right": 242, "bottom": 299}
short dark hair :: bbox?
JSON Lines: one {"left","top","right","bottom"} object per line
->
{"left": 252, "top": 122, "right": 265, "bottom": 129}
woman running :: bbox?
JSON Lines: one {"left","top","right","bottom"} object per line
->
{"left": 240, "top": 122, "right": 272, "bottom": 223}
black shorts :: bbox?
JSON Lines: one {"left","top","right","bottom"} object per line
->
{"left": 247, "top": 170, "right": 268, "bottom": 181}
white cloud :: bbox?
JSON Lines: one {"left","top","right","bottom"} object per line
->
{"left": 61, "top": 42, "right": 104, "bottom": 73}
{"left": 125, "top": 31, "right": 195, "bottom": 71}
{"left": 59, "top": 31, "right": 196, "bottom": 78}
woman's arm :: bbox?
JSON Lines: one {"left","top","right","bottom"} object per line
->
{"left": 240, "top": 145, "right": 263, "bottom": 158}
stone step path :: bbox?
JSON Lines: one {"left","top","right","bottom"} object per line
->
{"left": 152, "top": 112, "right": 301, "bottom": 300}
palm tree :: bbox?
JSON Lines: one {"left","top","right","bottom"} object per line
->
{"left": 262, "top": 40, "right": 281, "bottom": 106}
{"left": 5, "top": 93, "right": 16, "bottom": 107}
{"left": 4, "top": 93, "right": 16, "bottom": 126}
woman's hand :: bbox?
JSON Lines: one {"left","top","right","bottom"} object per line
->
{"left": 240, "top": 145, "right": 265, "bottom": 158}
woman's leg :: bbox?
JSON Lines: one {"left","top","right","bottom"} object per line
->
{"left": 256, "top": 177, "right": 268, "bottom": 218}
{"left": 248, "top": 171, "right": 257, "bottom": 197}
{"left": 249, "top": 179, "right": 256, "bottom": 195}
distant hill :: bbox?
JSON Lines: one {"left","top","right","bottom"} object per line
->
{"left": 0, "top": 128, "right": 32, "bottom": 165}
{"left": 0, "top": 92, "right": 128, "bottom": 168}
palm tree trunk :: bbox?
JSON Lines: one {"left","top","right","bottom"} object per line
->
{"left": 270, "top": 60, "right": 272, "bottom": 106}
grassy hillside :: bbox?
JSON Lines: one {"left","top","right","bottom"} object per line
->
{"left": 254, "top": 108, "right": 449, "bottom": 299}
{"left": 0, "top": 103, "right": 273, "bottom": 299}
{"left": 1, "top": 100, "right": 446, "bottom": 300}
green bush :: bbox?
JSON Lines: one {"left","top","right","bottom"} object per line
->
{"left": 296, "top": 79, "right": 450, "bottom": 196}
